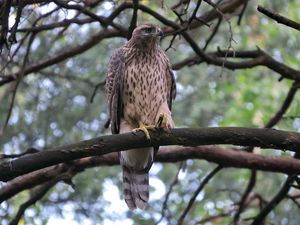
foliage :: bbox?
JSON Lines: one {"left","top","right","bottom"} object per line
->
{"left": 1, "top": 0, "right": 300, "bottom": 225}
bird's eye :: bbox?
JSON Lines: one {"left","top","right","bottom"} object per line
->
{"left": 144, "top": 27, "right": 152, "bottom": 33}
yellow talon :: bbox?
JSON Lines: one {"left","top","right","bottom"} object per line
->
{"left": 132, "top": 122, "right": 156, "bottom": 140}
{"left": 156, "top": 113, "right": 168, "bottom": 128}
{"left": 133, "top": 114, "right": 171, "bottom": 139}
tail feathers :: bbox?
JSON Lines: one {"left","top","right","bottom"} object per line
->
{"left": 122, "top": 166, "right": 149, "bottom": 210}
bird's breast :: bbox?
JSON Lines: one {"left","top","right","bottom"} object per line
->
{"left": 123, "top": 59, "right": 167, "bottom": 126}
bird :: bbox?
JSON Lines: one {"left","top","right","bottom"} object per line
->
{"left": 105, "top": 24, "right": 176, "bottom": 210}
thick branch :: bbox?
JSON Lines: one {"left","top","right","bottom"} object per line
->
{"left": 0, "top": 28, "right": 125, "bottom": 86}
{"left": 135, "top": 4, "right": 300, "bottom": 81}
{"left": 2, "top": 145, "right": 300, "bottom": 202}
{"left": 0, "top": 1, "right": 245, "bottom": 86}
{"left": 0, "top": 164, "right": 65, "bottom": 202}
{"left": 233, "top": 81, "right": 299, "bottom": 223}
{"left": 17, "top": 18, "right": 95, "bottom": 33}
{"left": 1, "top": 127, "right": 300, "bottom": 182}
{"left": 106, "top": 0, "right": 244, "bottom": 32}
{"left": 172, "top": 49, "right": 300, "bottom": 81}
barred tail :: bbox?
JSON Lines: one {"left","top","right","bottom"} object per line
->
{"left": 122, "top": 166, "right": 149, "bottom": 210}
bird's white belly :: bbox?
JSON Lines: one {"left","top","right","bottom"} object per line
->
{"left": 121, "top": 148, "right": 154, "bottom": 169}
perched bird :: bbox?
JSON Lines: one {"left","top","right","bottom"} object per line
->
{"left": 105, "top": 24, "right": 176, "bottom": 210}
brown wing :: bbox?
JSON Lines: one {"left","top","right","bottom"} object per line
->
{"left": 106, "top": 48, "right": 125, "bottom": 134}
{"left": 166, "top": 58, "right": 176, "bottom": 111}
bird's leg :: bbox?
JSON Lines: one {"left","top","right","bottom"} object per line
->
{"left": 156, "top": 113, "right": 172, "bottom": 128}
{"left": 132, "top": 122, "right": 156, "bottom": 140}
{"left": 133, "top": 113, "right": 172, "bottom": 139}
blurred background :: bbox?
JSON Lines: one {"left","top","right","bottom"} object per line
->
{"left": 1, "top": 0, "right": 300, "bottom": 224}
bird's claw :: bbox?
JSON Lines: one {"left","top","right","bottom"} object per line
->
{"left": 133, "top": 114, "right": 171, "bottom": 140}
{"left": 132, "top": 125, "right": 156, "bottom": 140}
{"left": 156, "top": 113, "right": 170, "bottom": 128}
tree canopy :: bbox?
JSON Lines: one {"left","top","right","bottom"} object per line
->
{"left": 1, "top": 0, "right": 300, "bottom": 225}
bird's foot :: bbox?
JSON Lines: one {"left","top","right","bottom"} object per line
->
{"left": 156, "top": 113, "right": 171, "bottom": 128}
{"left": 133, "top": 114, "right": 172, "bottom": 139}
{"left": 132, "top": 124, "right": 156, "bottom": 140}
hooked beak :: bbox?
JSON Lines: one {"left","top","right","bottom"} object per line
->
{"left": 157, "top": 28, "right": 164, "bottom": 37}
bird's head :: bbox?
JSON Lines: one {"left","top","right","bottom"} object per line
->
{"left": 131, "top": 24, "right": 164, "bottom": 42}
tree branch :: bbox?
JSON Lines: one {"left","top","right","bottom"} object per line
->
{"left": 0, "top": 1, "right": 245, "bottom": 87}
{"left": 8, "top": 171, "right": 73, "bottom": 225}
{"left": 257, "top": 5, "right": 300, "bottom": 31}
{"left": 250, "top": 176, "right": 293, "bottom": 225}
{"left": 0, "top": 28, "right": 125, "bottom": 86}
{"left": 177, "top": 165, "right": 222, "bottom": 225}
{"left": 156, "top": 162, "right": 184, "bottom": 225}
{"left": 127, "top": 0, "right": 139, "bottom": 40}
{"left": 0, "top": 0, "right": 12, "bottom": 52}
{"left": 52, "top": 0, "right": 108, "bottom": 27}
{"left": 2, "top": 144, "right": 300, "bottom": 203}
{"left": 1, "top": 32, "right": 36, "bottom": 135}
{"left": 17, "top": 18, "right": 95, "bottom": 33}
{"left": 265, "top": 82, "right": 300, "bottom": 128}
{"left": 7, "top": 0, "right": 23, "bottom": 44}
{"left": 233, "top": 81, "right": 300, "bottom": 223}
{"left": 1, "top": 127, "right": 300, "bottom": 182}
{"left": 233, "top": 170, "right": 257, "bottom": 224}
{"left": 172, "top": 48, "right": 300, "bottom": 81}
{"left": 127, "top": 2, "right": 300, "bottom": 83}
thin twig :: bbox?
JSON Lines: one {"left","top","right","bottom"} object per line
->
{"left": 257, "top": 5, "right": 300, "bottom": 31}
{"left": 265, "top": 81, "right": 300, "bottom": 128}
{"left": 53, "top": 0, "right": 107, "bottom": 27}
{"left": 127, "top": 0, "right": 139, "bottom": 40}
{"left": 8, "top": 0, "right": 24, "bottom": 44}
{"left": 176, "top": 165, "right": 222, "bottom": 225}
{"left": 203, "top": 16, "right": 222, "bottom": 50}
{"left": 233, "top": 81, "right": 300, "bottom": 223}
{"left": 0, "top": 32, "right": 36, "bottom": 136}
{"left": 192, "top": 211, "right": 233, "bottom": 225}
{"left": 203, "top": 0, "right": 236, "bottom": 75}
{"left": 0, "top": 32, "right": 30, "bottom": 74}
{"left": 0, "top": 0, "right": 12, "bottom": 52}
{"left": 90, "top": 80, "right": 106, "bottom": 103}
{"left": 250, "top": 176, "right": 293, "bottom": 225}
{"left": 165, "top": 33, "right": 178, "bottom": 52}
{"left": 156, "top": 162, "right": 184, "bottom": 225}
{"left": 8, "top": 171, "right": 74, "bottom": 225}
{"left": 287, "top": 195, "right": 300, "bottom": 209}
{"left": 171, "top": 0, "right": 190, "bottom": 11}
{"left": 0, "top": 29, "right": 125, "bottom": 87}
{"left": 233, "top": 170, "right": 257, "bottom": 224}
{"left": 251, "top": 153, "right": 300, "bottom": 225}
{"left": 8, "top": 181, "right": 55, "bottom": 225}
{"left": 187, "top": 0, "right": 202, "bottom": 25}
{"left": 237, "top": 0, "right": 248, "bottom": 25}
{"left": 172, "top": 8, "right": 185, "bottom": 25}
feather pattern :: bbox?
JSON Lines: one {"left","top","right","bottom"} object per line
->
{"left": 105, "top": 24, "right": 176, "bottom": 210}
{"left": 106, "top": 48, "right": 125, "bottom": 134}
